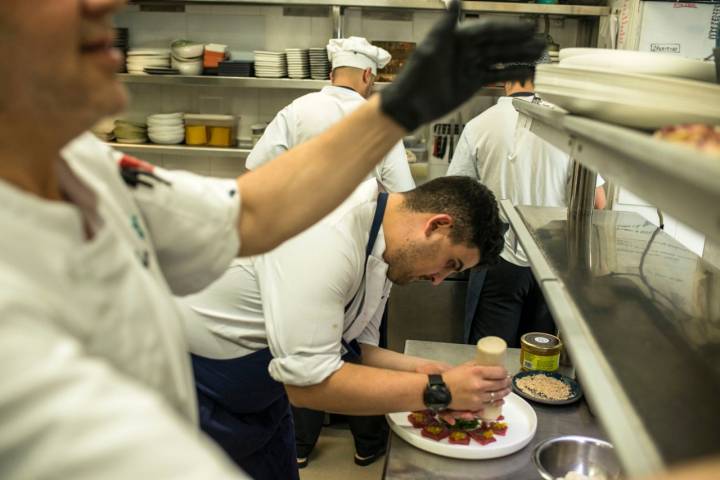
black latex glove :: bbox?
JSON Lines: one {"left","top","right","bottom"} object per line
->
{"left": 380, "top": 0, "right": 545, "bottom": 132}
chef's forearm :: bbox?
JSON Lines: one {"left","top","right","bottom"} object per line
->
{"left": 284, "top": 363, "right": 427, "bottom": 415}
{"left": 236, "top": 95, "right": 406, "bottom": 256}
{"left": 360, "top": 344, "right": 440, "bottom": 373}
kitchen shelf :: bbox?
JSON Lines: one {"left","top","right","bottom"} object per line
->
{"left": 512, "top": 99, "right": 720, "bottom": 246}
{"left": 119, "top": 73, "right": 342, "bottom": 90}
{"left": 502, "top": 202, "right": 720, "bottom": 476}
{"left": 106, "top": 142, "right": 251, "bottom": 158}
{"left": 118, "top": 73, "right": 505, "bottom": 95}
{"left": 129, "top": 0, "right": 610, "bottom": 16}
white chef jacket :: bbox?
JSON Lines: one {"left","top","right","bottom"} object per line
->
{"left": 246, "top": 85, "right": 415, "bottom": 193}
{"left": 0, "top": 133, "right": 247, "bottom": 479}
{"left": 447, "top": 95, "right": 603, "bottom": 267}
{"left": 183, "top": 179, "right": 393, "bottom": 386}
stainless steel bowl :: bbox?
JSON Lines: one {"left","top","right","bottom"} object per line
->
{"left": 533, "top": 436, "right": 622, "bottom": 480}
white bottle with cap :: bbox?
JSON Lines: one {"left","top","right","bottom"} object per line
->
{"left": 475, "top": 336, "right": 507, "bottom": 422}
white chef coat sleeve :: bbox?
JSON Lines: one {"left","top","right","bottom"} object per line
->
{"left": 0, "top": 297, "right": 248, "bottom": 480}
{"left": 447, "top": 131, "right": 479, "bottom": 180}
{"left": 378, "top": 142, "right": 415, "bottom": 193}
{"left": 257, "top": 225, "right": 360, "bottom": 386}
{"left": 130, "top": 168, "right": 241, "bottom": 296}
{"left": 355, "top": 296, "right": 389, "bottom": 347}
{"left": 245, "top": 106, "right": 294, "bottom": 170}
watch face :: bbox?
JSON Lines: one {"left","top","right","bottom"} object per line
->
{"left": 424, "top": 384, "right": 451, "bottom": 410}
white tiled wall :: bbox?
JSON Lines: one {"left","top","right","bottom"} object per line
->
{"left": 114, "top": 5, "right": 582, "bottom": 178}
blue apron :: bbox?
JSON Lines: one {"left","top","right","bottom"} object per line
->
{"left": 191, "top": 192, "right": 388, "bottom": 479}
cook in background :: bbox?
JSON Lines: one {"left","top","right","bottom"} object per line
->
{"left": 447, "top": 54, "right": 606, "bottom": 348}
{"left": 249, "top": 36, "right": 411, "bottom": 470}
{"left": 0, "top": 0, "right": 544, "bottom": 478}
{"left": 182, "top": 176, "right": 508, "bottom": 479}
{"left": 247, "top": 37, "right": 415, "bottom": 194}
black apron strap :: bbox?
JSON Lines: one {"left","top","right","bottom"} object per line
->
{"left": 342, "top": 191, "right": 389, "bottom": 361}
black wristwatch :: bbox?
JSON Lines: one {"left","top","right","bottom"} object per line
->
{"left": 423, "top": 374, "right": 452, "bottom": 411}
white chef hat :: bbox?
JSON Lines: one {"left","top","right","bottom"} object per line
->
{"left": 326, "top": 37, "right": 391, "bottom": 75}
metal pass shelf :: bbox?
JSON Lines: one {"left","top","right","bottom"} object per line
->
{"left": 512, "top": 99, "right": 720, "bottom": 246}
{"left": 129, "top": 0, "right": 610, "bottom": 17}
{"left": 106, "top": 142, "right": 251, "bottom": 158}
{"left": 502, "top": 203, "right": 720, "bottom": 476}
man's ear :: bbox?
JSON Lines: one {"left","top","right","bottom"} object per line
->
{"left": 422, "top": 214, "right": 453, "bottom": 237}
{"left": 363, "top": 67, "right": 373, "bottom": 83}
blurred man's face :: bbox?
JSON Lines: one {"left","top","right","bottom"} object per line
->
{"left": 385, "top": 228, "right": 479, "bottom": 286}
{"left": 0, "top": 0, "right": 128, "bottom": 143}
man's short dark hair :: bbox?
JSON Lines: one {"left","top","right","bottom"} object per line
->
{"left": 401, "top": 176, "right": 505, "bottom": 266}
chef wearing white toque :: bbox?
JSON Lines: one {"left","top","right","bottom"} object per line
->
{"left": 246, "top": 37, "right": 415, "bottom": 194}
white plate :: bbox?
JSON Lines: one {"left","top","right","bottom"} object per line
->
{"left": 127, "top": 48, "right": 170, "bottom": 56}
{"left": 149, "top": 135, "right": 184, "bottom": 145}
{"left": 148, "top": 112, "right": 183, "bottom": 120}
{"left": 558, "top": 48, "right": 616, "bottom": 62}
{"left": 561, "top": 51, "right": 716, "bottom": 83}
{"left": 255, "top": 52, "right": 285, "bottom": 56}
{"left": 535, "top": 65, "right": 720, "bottom": 108}
{"left": 386, "top": 393, "right": 537, "bottom": 460}
{"left": 536, "top": 86, "right": 720, "bottom": 129}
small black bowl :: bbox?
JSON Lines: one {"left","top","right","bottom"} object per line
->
{"left": 512, "top": 370, "right": 583, "bottom": 406}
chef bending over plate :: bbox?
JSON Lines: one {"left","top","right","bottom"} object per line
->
{"left": 182, "top": 176, "right": 511, "bottom": 479}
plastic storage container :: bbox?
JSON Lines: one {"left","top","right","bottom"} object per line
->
{"left": 184, "top": 114, "right": 235, "bottom": 147}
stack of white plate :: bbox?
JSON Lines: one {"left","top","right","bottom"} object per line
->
{"left": 254, "top": 51, "right": 287, "bottom": 78}
{"left": 147, "top": 113, "right": 184, "bottom": 145}
{"left": 535, "top": 63, "right": 720, "bottom": 129}
{"left": 309, "top": 47, "right": 331, "bottom": 80}
{"left": 285, "top": 48, "right": 310, "bottom": 79}
{"left": 558, "top": 48, "right": 717, "bottom": 82}
{"left": 548, "top": 50, "right": 559, "bottom": 64}
{"left": 126, "top": 48, "right": 171, "bottom": 75}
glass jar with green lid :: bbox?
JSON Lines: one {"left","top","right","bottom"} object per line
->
{"left": 520, "top": 332, "right": 562, "bottom": 372}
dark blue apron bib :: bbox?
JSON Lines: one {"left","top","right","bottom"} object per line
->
{"left": 191, "top": 192, "right": 388, "bottom": 479}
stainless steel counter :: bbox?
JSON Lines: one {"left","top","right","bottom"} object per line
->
{"left": 382, "top": 340, "right": 605, "bottom": 480}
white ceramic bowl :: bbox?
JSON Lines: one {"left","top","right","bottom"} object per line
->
{"left": 148, "top": 126, "right": 185, "bottom": 136}
{"left": 171, "top": 58, "right": 203, "bottom": 76}
{"left": 171, "top": 40, "right": 204, "bottom": 59}
{"left": 149, "top": 133, "right": 184, "bottom": 145}
{"left": 147, "top": 117, "right": 184, "bottom": 127}
{"left": 148, "top": 112, "right": 183, "bottom": 121}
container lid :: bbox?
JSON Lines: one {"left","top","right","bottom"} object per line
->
{"left": 184, "top": 114, "right": 235, "bottom": 127}
{"left": 521, "top": 332, "right": 561, "bottom": 351}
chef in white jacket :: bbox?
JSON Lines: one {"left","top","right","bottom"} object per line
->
{"left": 447, "top": 62, "right": 606, "bottom": 347}
{"left": 0, "top": 0, "right": 545, "bottom": 477}
{"left": 247, "top": 37, "right": 415, "bottom": 193}
{"left": 182, "top": 176, "right": 511, "bottom": 479}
